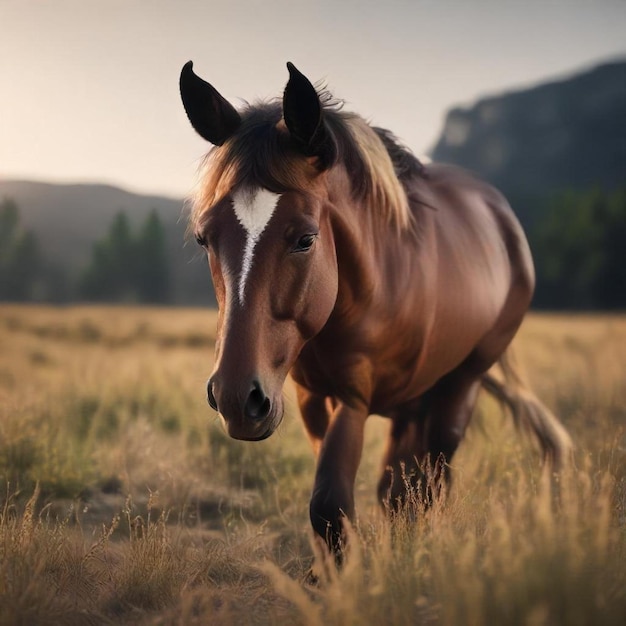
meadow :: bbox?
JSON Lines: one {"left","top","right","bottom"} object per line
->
{"left": 0, "top": 305, "right": 624, "bottom": 625}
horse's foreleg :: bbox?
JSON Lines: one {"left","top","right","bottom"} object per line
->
{"left": 309, "top": 402, "right": 366, "bottom": 554}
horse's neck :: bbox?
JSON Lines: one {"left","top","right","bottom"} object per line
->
{"left": 328, "top": 172, "right": 414, "bottom": 313}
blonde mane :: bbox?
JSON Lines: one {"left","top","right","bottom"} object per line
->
{"left": 343, "top": 115, "right": 412, "bottom": 231}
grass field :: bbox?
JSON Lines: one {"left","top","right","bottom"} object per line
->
{"left": 0, "top": 305, "right": 624, "bottom": 625}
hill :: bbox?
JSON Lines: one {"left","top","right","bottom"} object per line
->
{"left": 0, "top": 180, "right": 213, "bottom": 304}
{"left": 430, "top": 59, "right": 626, "bottom": 223}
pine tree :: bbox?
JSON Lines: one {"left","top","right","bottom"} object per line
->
{"left": 136, "top": 209, "right": 170, "bottom": 303}
{"left": 79, "top": 211, "right": 135, "bottom": 301}
{"left": 79, "top": 209, "right": 171, "bottom": 303}
{"left": 0, "top": 198, "right": 43, "bottom": 301}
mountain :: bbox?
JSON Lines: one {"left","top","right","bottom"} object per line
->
{"left": 0, "top": 180, "right": 214, "bottom": 305}
{"left": 430, "top": 59, "right": 626, "bottom": 223}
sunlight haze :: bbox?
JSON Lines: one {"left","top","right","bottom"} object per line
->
{"left": 1, "top": 0, "right": 625, "bottom": 197}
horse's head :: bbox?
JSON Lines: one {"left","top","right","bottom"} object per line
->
{"left": 180, "top": 62, "right": 340, "bottom": 440}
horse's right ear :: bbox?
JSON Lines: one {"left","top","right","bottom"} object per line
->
{"left": 283, "top": 62, "right": 336, "bottom": 170}
{"left": 179, "top": 61, "right": 241, "bottom": 145}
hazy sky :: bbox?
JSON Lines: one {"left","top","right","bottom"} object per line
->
{"left": 1, "top": 0, "right": 625, "bottom": 198}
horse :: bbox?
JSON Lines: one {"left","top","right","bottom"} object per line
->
{"left": 179, "top": 61, "right": 573, "bottom": 554}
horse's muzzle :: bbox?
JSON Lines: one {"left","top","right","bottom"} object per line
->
{"left": 206, "top": 376, "right": 283, "bottom": 441}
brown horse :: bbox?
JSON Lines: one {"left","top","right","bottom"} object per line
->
{"left": 179, "top": 61, "right": 573, "bottom": 552}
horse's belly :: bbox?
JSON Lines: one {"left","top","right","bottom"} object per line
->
{"left": 369, "top": 301, "right": 504, "bottom": 414}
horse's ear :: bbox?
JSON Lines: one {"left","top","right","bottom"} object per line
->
{"left": 283, "top": 62, "right": 336, "bottom": 169}
{"left": 179, "top": 61, "right": 241, "bottom": 145}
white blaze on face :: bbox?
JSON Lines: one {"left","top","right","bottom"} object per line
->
{"left": 231, "top": 188, "right": 281, "bottom": 304}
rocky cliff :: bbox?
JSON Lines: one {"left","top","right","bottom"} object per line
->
{"left": 431, "top": 60, "right": 626, "bottom": 220}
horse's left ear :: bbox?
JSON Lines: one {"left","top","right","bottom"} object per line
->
{"left": 179, "top": 61, "right": 241, "bottom": 145}
{"left": 283, "top": 62, "right": 336, "bottom": 169}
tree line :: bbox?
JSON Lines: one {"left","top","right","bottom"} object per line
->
{"left": 1, "top": 189, "right": 625, "bottom": 309}
{"left": 530, "top": 188, "right": 626, "bottom": 310}
{"left": 79, "top": 211, "right": 170, "bottom": 303}
{"left": 0, "top": 198, "right": 170, "bottom": 304}
{"left": 0, "top": 198, "right": 43, "bottom": 301}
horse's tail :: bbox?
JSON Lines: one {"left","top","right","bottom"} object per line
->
{"left": 481, "top": 349, "right": 574, "bottom": 470}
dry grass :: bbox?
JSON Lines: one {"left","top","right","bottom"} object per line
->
{"left": 0, "top": 305, "right": 624, "bottom": 625}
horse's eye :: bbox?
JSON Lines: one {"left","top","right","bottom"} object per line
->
{"left": 292, "top": 233, "right": 317, "bottom": 253}
{"left": 195, "top": 234, "right": 207, "bottom": 248}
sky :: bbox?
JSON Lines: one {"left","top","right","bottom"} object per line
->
{"left": 1, "top": 0, "right": 625, "bottom": 198}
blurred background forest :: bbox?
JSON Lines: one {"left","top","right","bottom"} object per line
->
{"left": 1, "top": 59, "right": 625, "bottom": 310}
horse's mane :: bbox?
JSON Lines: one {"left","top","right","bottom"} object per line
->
{"left": 191, "top": 95, "right": 424, "bottom": 232}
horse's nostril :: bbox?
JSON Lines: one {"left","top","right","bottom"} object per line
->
{"left": 207, "top": 379, "right": 218, "bottom": 411}
{"left": 245, "top": 381, "right": 271, "bottom": 421}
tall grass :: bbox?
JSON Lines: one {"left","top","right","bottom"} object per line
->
{"left": 0, "top": 305, "right": 624, "bottom": 624}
